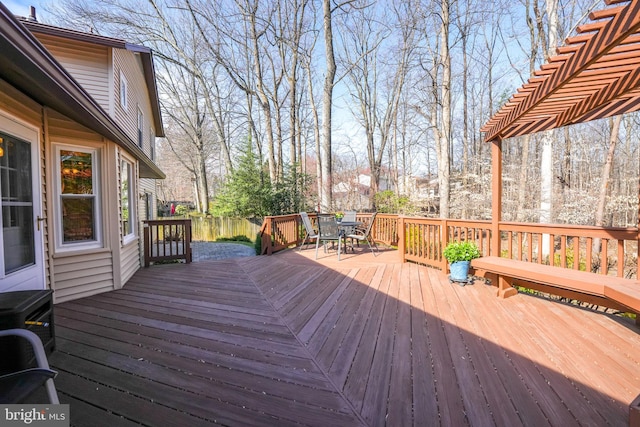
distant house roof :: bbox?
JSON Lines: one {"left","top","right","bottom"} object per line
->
{"left": 482, "top": 0, "right": 640, "bottom": 142}
{"left": 0, "top": 3, "right": 164, "bottom": 179}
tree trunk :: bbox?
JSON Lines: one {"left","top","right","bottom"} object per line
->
{"left": 320, "top": 0, "right": 335, "bottom": 212}
{"left": 438, "top": 0, "right": 451, "bottom": 219}
{"left": 540, "top": 0, "right": 558, "bottom": 255}
{"left": 595, "top": 115, "right": 622, "bottom": 227}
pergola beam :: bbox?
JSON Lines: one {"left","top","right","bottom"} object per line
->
{"left": 482, "top": 0, "right": 640, "bottom": 142}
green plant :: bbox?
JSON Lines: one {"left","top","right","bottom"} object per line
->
{"left": 216, "top": 235, "right": 252, "bottom": 243}
{"left": 175, "top": 204, "right": 189, "bottom": 216}
{"left": 443, "top": 241, "right": 481, "bottom": 263}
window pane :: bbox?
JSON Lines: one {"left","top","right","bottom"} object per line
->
{"left": 121, "top": 160, "right": 131, "bottom": 235}
{"left": 1, "top": 135, "right": 32, "bottom": 203}
{"left": 62, "top": 197, "right": 95, "bottom": 242}
{"left": 61, "top": 150, "right": 92, "bottom": 194}
{"left": 3, "top": 205, "right": 35, "bottom": 273}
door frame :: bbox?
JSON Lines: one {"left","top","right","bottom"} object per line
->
{"left": 0, "top": 110, "right": 45, "bottom": 292}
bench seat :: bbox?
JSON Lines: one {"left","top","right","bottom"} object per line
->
{"left": 471, "top": 256, "right": 640, "bottom": 315}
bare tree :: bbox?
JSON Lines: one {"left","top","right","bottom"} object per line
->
{"left": 320, "top": 0, "right": 337, "bottom": 212}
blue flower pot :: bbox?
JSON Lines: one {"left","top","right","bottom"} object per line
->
{"left": 449, "top": 261, "right": 470, "bottom": 283}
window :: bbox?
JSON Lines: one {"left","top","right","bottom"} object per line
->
{"left": 119, "top": 71, "right": 128, "bottom": 110}
{"left": 120, "top": 159, "right": 135, "bottom": 240}
{"left": 0, "top": 133, "right": 35, "bottom": 273}
{"left": 56, "top": 146, "right": 101, "bottom": 249}
{"left": 137, "top": 108, "right": 144, "bottom": 147}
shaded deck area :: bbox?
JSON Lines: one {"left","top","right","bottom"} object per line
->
{"left": 49, "top": 247, "right": 640, "bottom": 426}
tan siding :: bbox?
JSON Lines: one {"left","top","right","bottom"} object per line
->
{"left": 54, "top": 283, "right": 114, "bottom": 303}
{"left": 47, "top": 114, "right": 104, "bottom": 143}
{"left": 121, "top": 240, "right": 140, "bottom": 284}
{"left": 0, "top": 80, "right": 42, "bottom": 126}
{"left": 139, "top": 177, "right": 156, "bottom": 220}
{"left": 52, "top": 251, "right": 114, "bottom": 302}
{"left": 47, "top": 113, "right": 120, "bottom": 302}
{"left": 34, "top": 34, "right": 111, "bottom": 111}
{"left": 41, "top": 109, "right": 50, "bottom": 288}
{"left": 117, "top": 149, "right": 142, "bottom": 283}
{"left": 113, "top": 49, "right": 156, "bottom": 156}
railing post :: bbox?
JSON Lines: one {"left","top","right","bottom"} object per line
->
{"left": 143, "top": 221, "right": 150, "bottom": 267}
{"left": 185, "top": 219, "right": 192, "bottom": 264}
{"left": 442, "top": 218, "right": 449, "bottom": 272}
{"left": 491, "top": 139, "right": 503, "bottom": 258}
{"left": 398, "top": 216, "right": 405, "bottom": 263}
{"left": 262, "top": 216, "right": 273, "bottom": 255}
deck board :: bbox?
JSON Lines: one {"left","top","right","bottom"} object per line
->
{"left": 46, "top": 247, "right": 639, "bottom": 426}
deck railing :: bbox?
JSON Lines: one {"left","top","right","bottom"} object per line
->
{"left": 259, "top": 213, "right": 399, "bottom": 255}
{"left": 399, "top": 217, "right": 493, "bottom": 271}
{"left": 399, "top": 217, "right": 638, "bottom": 279}
{"left": 259, "top": 214, "right": 638, "bottom": 280}
{"left": 143, "top": 219, "right": 192, "bottom": 267}
{"left": 498, "top": 222, "right": 638, "bottom": 279}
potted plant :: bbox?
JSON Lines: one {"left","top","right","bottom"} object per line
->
{"left": 443, "top": 241, "right": 481, "bottom": 284}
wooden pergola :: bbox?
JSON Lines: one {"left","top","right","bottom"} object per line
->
{"left": 481, "top": 0, "right": 640, "bottom": 259}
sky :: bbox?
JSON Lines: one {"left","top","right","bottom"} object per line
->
{"left": 3, "top": 0, "right": 46, "bottom": 18}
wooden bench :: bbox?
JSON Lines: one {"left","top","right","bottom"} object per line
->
{"left": 471, "top": 256, "right": 640, "bottom": 319}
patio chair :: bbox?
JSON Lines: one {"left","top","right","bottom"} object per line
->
{"left": 0, "top": 329, "right": 59, "bottom": 404}
{"left": 299, "top": 212, "right": 319, "bottom": 251}
{"left": 342, "top": 210, "right": 357, "bottom": 223}
{"left": 340, "top": 210, "right": 358, "bottom": 249}
{"left": 346, "top": 212, "right": 379, "bottom": 256}
{"left": 316, "top": 215, "right": 343, "bottom": 261}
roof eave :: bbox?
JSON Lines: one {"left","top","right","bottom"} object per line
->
{"left": 7, "top": 12, "right": 164, "bottom": 177}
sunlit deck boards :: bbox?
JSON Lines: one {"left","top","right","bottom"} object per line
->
{"left": 49, "top": 248, "right": 639, "bottom": 426}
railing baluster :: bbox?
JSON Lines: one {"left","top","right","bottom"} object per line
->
{"left": 618, "top": 239, "right": 624, "bottom": 277}
{"left": 142, "top": 219, "right": 192, "bottom": 266}
{"left": 602, "top": 239, "right": 609, "bottom": 275}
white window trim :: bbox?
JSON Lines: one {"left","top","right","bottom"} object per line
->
{"left": 149, "top": 127, "right": 155, "bottom": 160}
{"left": 120, "top": 157, "right": 136, "bottom": 245}
{"left": 119, "top": 71, "right": 128, "bottom": 110}
{"left": 53, "top": 144, "right": 102, "bottom": 252}
{"left": 137, "top": 107, "right": 144, "bottom": 147}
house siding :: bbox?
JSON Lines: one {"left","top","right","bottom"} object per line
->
{"left": 120, "top": 240, "right": 140, "bottom": 284}
{"left": 113, "top": 49, "right": 155, "bottom": 156}
{"left": 117, "top": 148, "right": 141, "bottom": 285}
{"left": 0, "top": 21, "right": 163, "bottom": 303}
{"left": 51, "top": 250, "right": 114, "bottom": 303}
{"left": 46, "top": 109, "right": 117, "bottom": 303}
{"left": 33, "top": 34, "right": 111, "bottom": 112}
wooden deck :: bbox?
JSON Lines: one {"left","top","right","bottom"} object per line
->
{"left": 47, "top": 247, "right": 640, "bottom": 426}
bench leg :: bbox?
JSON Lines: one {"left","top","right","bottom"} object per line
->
{"left": 630, "top": 393, "right": 640, "bottom": 427}
{"left": 497, "top": 275, "right": 518, "bottom": 299}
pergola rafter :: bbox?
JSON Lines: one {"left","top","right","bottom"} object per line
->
{"left": 482, "top": 0, "right": 640, "bottom": 142}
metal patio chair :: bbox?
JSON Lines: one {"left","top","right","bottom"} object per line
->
{"left": 315, "top": 215, "right": 344, "bottom": 261}
{"left": 0, "top": 329, "right": 59, "bottom": 404}
{"left": 346, "top": 212, "right": 379, "bottom": 256}
{"left": 299, "top": 212, "right": 319, "bottom": 251}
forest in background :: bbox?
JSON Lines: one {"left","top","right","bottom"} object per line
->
{"left": 38, "top": 0, "right": 640, "bottom": 227}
